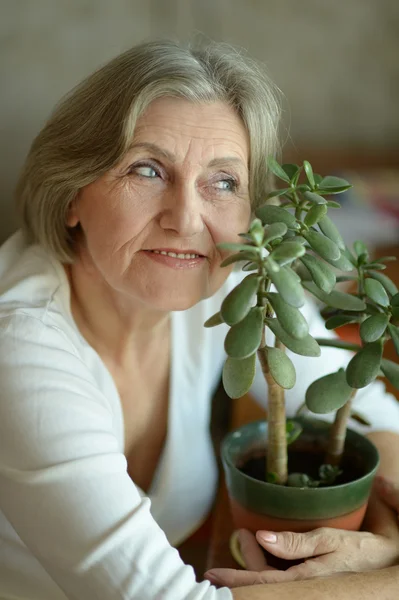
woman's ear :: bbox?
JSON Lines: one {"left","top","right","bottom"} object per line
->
{"left": 66, "top": 197, "right": 79, "bottom": 228}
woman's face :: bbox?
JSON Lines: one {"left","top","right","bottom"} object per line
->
{"left": 68, "top": 97, "right": 251, "bottom": 311}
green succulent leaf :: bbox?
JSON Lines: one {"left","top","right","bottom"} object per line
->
{"left": 296, "top": 184, "right": 311, "bottom": 193}
{"left": 315, "top": 338, "right": 361, "bottom": 352}
{"left": 392, "top": 294, "right": 399, "bottom": 307}
{"left": 242, "top": 261, "right": 259, "bottom": 272}
{"left": 223, "top": 353, "right": 257, "bottom": 399}
{"left": 248, "top": 218, "right": 264, "bottom": 245}
{"left": 287, "top": 473, "right": 312, "bottom": 488}
{"left": 360, "top": 314, "right": 389, "bottom": 343}
{"left": 286, "top": 420, "right": 303, "bottom": 445}
{"left": 217, "top": 242, "right": 258, "bottom": 253}
{"left": 381, "top": 358, "right": 399, "bottom": 388}
{"left": 387, "top": 323, "right": 399, "bottom": 356}
{"left": 239, "top": 232, "right": 255, "bottom": 242}
{"left": 368, "top": 271, "right": 398, "bottom": 297}
{"left": 224, "top": 307, "right": 264, "bottom": 359}
{"left": 378, "top": 256, "right": 397, "bottom": 263}
{"left": 300, "top": 254, "right": 336, "bottom": 294}
{"left": 255, "top": 204, "right": 297, "bottom": 228}
{"left": 266, "top": 472, "right": 279, "bottom": 484}
{"left": 264, "top": 346, "right": 296, "bottom": 389}
{"left": 281, "top": 163, "right": 300, "bottom": 181}
{"left": 346, "top": 342, "right": 383, "bottom": 388}
{"left": 288, "top": 235, "right": 307, "bottom": 245}
{"left": 365, "top": 302, "right": 382, "bottom": 316}
{"left": 204, "top": 311, "right": 224, "bottom": 328}
{"left": 263, "top": 222, "right": 288, "bottom": 245}
{"left": 318, "top": 216, "right": 346, "bottom": 251}
{"left": 313, "top": 174, "right": 323, "bottom": 185}
{"left": 364, "top": 278, "right": 390, "bottom": 307}
{"left": 354, "top": 240, "right": 369, "bottom": 259}
{"left": 365, "top": 262, "right": 386, "bottom": 271}
{"left": 221, "top": 274, "right": 260, "bottom": 326}
{"left": 267, "top": 265, "right": 305, "bottom": 308}
{"left": 304, "top": 230, "right": 341, "bottom": 261}
{"left": 319, "top": 176, "right": 351, "bottom": 188}
{"left": 304, "top": 191, "right": 327, "bottom": 205}
{"left": 304, "top": 204, "right": 328, "bottom": 227}
{"left": 318, "top": 464, "right": 343, "bottom": 485}
{"left": 220, "top": 251, "right": 258, "bottom": 267}
{"left": 336, "top": 275, "right": 358, "bottom": 282}
{"left": 350, "top": 410, "right": 372, "bottom": 427}
{"left": 270, "top": 241, "right": 306, "bottom": 266}
{"left": 303, "top": 281, "right": 367, "bottom": 311}
{"left": 267, "top": 156, "right": 291, "bottom": 183}
{"left": 326, "top": 200, "right": 342, "bottom": 208}
{"left": 326, "top": 251, "right": 356, "bottom": 272}
{"left": 266, "top": 292, "right": 309, "bottom": 340}
{"left": 267, "top": 187, "right": 291, "bottom": 199}
{"left": 266, "top": 256, "right": 281, "bottom": 273}
{"left": 303, "top": 161, "right": 315, "bottom": 188}
{"left": 318, "top": 176, "right": 352, "bottom": 193}
{"left": 306, "top": 369, "right": 353, "bottom": 414}
{"left": 325, "top": 314, "right": 361, "bottom": 330}
{"left": 265, "top": 318, "right": 321, "bottom": 357}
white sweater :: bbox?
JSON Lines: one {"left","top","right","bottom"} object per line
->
{"left": 1, "top": 231, "right": 399, "bottom": 600}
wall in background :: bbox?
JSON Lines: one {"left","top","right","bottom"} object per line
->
{"left": 1, "top": 0, "right": 398, "bottom": 240}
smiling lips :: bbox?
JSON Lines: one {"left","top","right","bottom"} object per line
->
{"left": 145, "top": 248, "right": 205, "bottom": 259}
{"left": 143, "top": 248, "right": 206, "bottom": 269}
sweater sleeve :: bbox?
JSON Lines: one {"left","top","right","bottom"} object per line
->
{"left": 250, "top": 298, "right": 399, "bottom": 435}
{"left": 0, "top": 314, "right": 232, "bottom": 600}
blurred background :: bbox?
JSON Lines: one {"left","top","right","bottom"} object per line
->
{"left": 1, "top": 0, "right": 398, "bottom": 244}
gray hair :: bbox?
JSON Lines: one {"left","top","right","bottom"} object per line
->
{"left": 16, "top": 39, "right": 281, "bottom": 262}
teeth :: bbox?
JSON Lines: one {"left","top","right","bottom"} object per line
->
{"left": 152, "top": 250, "right": 200, "bottom": 259}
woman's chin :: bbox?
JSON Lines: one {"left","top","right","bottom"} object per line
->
{"left": 147, "top": 295, "right": 203, "bottom": 312}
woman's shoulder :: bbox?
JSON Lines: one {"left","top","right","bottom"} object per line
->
{"left": 0, "top": 232, "right": 112, "bottom": 400}
{"left": 0, "top": 230, "right": 71, "bottom": 324}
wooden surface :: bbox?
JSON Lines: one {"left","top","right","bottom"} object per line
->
{"left": 206, "top": 244, "right": 399, "bottom": 570}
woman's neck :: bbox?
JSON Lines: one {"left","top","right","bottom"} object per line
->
{"left": 63, "top": 259, "right": 170, "bottom": 368}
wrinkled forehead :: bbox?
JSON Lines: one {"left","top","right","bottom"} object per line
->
{"left": 129, "top": 96, "right": 250, "bottom": 171}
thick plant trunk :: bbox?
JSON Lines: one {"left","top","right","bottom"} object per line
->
{"left": 258, "top": 334, "right": 287, "bottom": 485}
{"left": 325, "top": 390, "right": 357, "bottom": 466}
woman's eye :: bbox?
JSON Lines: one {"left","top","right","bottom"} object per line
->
{"left": 214, "top": 178, "right": 238, "bottom": 192}
{"left": 131, "top": 164, "right": 159, "bottom": 178}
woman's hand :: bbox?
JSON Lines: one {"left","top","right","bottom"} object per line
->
{"left": 204, "top": 476, "right": 399, "bottom": 588}
{"left": 374, "top": 475, "right": 399, "bottom": 516}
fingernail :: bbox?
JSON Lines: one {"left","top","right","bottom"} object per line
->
{"left": 205, "top": 571, "right": 222, "bottom": 585}
{"left": 258, "top": 531, "right": 277, "bottom": 543}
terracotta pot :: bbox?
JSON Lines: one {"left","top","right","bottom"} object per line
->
{"left": 221, "top": 417, "right": 379, "bottom": 533}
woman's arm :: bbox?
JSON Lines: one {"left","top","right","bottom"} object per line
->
{"left": 363, "top": 431, "right": 399, "bottom": 539}
{"left": 0, "top": 314, "right": 230, "bottom": 600}
{"left": 231, "top": 566, "right": 399, "bottom": 600}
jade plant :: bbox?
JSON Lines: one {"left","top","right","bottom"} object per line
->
{"left": 205, "top": 157, "right": 399, "bottom": 487}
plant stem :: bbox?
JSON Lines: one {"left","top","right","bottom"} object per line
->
{"left": 325, "top": 389, "right": 357, "bottom": 466}
{"left": 258, "top": 332, "right": 288, "bottom": 485}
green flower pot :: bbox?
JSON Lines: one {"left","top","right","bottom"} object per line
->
{"left": 221, "top": 417, "right": 379, "bottom": 533}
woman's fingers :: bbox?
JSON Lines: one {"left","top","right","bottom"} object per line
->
{"left": 204, "top": 562, "right": 325, "bottom": 588}
{"left": 237, "top": 529, "right": 268, "bottom": 571}
{"left": 375, "top": 476, "right": 399, "bottom": 512}
{"left": 255, "top": 527, "right": 339, "bottom": 560}
{"left": 204, "top": 568, "right": 265, "bottom": 588}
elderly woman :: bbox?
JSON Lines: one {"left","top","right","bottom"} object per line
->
{"left": 1, "top": 40, "right": 399, "bottom": 600}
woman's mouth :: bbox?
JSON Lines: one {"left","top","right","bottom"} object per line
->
{"left": 142, "top": 249, "right": 206, "bottom": 269}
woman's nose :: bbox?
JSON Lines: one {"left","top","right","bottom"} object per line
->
{"left": 158, "top": 182, "right": 204, "bottom": 238}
